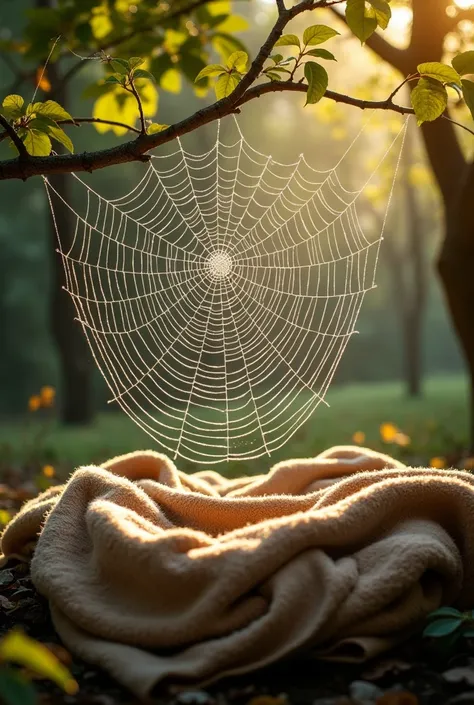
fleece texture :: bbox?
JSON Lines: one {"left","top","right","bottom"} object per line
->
{"left": 2, "top": 445, "right": 474, "bottom": 697}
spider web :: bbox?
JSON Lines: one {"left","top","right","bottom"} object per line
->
{"left": 45, "top": 116, "right": 407, "bottom": 464}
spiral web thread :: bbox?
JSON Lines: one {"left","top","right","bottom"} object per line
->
{"left": 45, "top": 115, "right": 407, "bottom": 464}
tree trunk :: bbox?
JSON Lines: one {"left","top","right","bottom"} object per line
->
{"left": 48, "top": 71, "right": 94, "bottom": 425}
{"left": 438, "top": 163, "right": 474, "bottom": 450}
{"left": 403, "top": 129, "right": 427, "bottom": 398}
{"left": 381, "top": 123, "right": 427, "bottom": 398}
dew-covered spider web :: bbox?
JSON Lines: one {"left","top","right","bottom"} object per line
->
{"left": 45, "top": 115, "right": 407, "bottom": 464}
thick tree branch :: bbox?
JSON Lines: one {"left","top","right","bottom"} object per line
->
{"left": 1, "top": 0, "right": 471, "bottom": 182}
{"left": 0, "top": 83, "right": 414, "bottom": 181}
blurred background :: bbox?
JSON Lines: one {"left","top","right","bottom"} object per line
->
{"left": 0, "top": 0, "right": 473, "bottom": 479}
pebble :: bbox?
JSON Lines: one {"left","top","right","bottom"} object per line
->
{"left": 349, "top": 680, "right": 384, "bottom": 704}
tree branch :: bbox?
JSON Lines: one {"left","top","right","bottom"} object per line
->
{"left": 0, "top": 115, "right": 28, "bottom": 159}
{"left": 58, "top": 117, "right": 141, "bottom": 133}
{"left": 0, "top": 82, "right": 416, "bottom": 181}
{"left": 127, "top": 83, "right": 146, "bottom": 134}
{"left": 1, "top": 0, "right": 471, "bottom": 182}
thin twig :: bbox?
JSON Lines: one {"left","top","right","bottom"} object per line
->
{"left": 59, "top": 117, "right": 141, "bottom": 134}
{"left": 387, "top": 74, "right": 418, "bottom": 103}
{"left": 126, "top": 82, "right": 146, "bottom": 134}
{"left": 0, "top": 114, "right": 28, "bottom": 158}
{"left": 441, "top": 114, "right": 474, "bottom": 138}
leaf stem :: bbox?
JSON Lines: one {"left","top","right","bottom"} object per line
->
{"left": 127, "top": 81, "right": 146, "bottom": 134}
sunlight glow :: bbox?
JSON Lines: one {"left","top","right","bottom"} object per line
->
{"left": 390, "top": 6, "right": 412, "bottom": 32}
{"left": 454, "top": 0, "right": 474, "bottom": 9}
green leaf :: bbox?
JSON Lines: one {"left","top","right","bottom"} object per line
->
{"left": 214, "top": 14, "right": 249, "bottom": 33}
{"left": 304, "top": 61, "right": 328, "bottom": 105}
{"left": 345, "top": 0, "right": 378, "bottom": 44}
{"left": 306, "top": 48, "right": 336, "bottom": 61}
{"left": 452, "top": 51, "right": 474, "bottom": 77}
{"left": 133, "top": 69, "right": 156, "bottom": 82}
{"left": 418, "top": 62, "right": 461, "bottom": 86}
{"left": 211, "top": 32, "right": 247, "bottom": 62}
{"left": 104, "top": 75, "right": 122, "bottom": 84}
{"left": 42, "top": 124, "right": 74, "bottom": 153}
{"left": 195, "top": 64, "right": 227, "bottom": 82}
{"left": 265, "top": 71, "right": 284, "bottom": 81}
{"left": 462, "top": 79, "right": 474, "bottom": 121}
{"left": 111, "top": 58, "right": 130, "bottom": 74}
{"left": 1, "top": 95, "right": 25, "bottom": 120}
{"left": 368, "top": 0, "right": 392, "bottom": 30}
{"left": 147, "top": 123, "right": 169, "bottom": 134}
{"left": 423, "top": 618, "right": 463, "bottom": 637}
{"left": 226, "top": 50, "right": 248, "bottom": 72}
{"left": 129, "top": 57, "right": 145, "bottom": 69}
{"left": 33, "top": 100, "right": 72, "bottom": 121}
{"left": 411, "top": 77, "right": 448, "bottom": 125}
{"left": 303, "top": 25, "right": 340, "bottom": 46}
{"left": 0, "top": 669, "right": 37, "bottom": 705}
{"left": 0, "top": 630, "right": 77, "bottom": 695}
{"left": 22, "top": 129, "right": 52, "bottom": 156}
{"left": 427, "top": 607, "right": 463, "bottom": 620}
{"left": 264, "top": 66, "right": 291, "bottom": 74}
{"left": 215, "top": 72, "right": 240, "bottom": 100}
{"left": 274, "top": 34, "right": 301, "bottom": 49}
{"left": 270, "top": 54, "right": 284, "bottom": 64}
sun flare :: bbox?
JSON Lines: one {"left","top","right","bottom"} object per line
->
{"left": 454, "top": 0, "right": 474, "bottom": 8}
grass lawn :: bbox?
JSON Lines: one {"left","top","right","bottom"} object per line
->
{"left": 0, "top": 373, "right": 469, "bottom": 478}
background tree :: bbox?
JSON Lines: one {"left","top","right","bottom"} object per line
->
{"left": 329, "top": 0, "right": 474, "bottom": 445}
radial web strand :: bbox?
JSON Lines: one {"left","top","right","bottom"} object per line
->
{"left": 45, "top": 116, "right": 407, "bottom": 464}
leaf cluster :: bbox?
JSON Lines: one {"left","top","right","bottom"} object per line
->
{"left": 1, "top": 96, "right": 73, "bottom": 156}
{"left": 410, "top": 55, "right": 474, "bottom": 125}
{"left": 195, "top": 50, "right": 249, "bottom": 100}
{"left": 345, "top": 0, "right": 392, "bottom": 44}
{"left": 423, "top": 606, "right": 474, "bottom": 649}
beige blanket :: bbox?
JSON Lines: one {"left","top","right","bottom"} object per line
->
{"left": 2, "top": 445, "right": 474, "bottom": 697}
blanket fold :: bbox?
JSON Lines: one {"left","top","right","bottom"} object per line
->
{"left": 2, "top": 445, "right": 474, "bottom": 697}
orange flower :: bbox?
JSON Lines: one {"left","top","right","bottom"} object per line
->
{"left": 352, "top": 431, "right": 366, "bottom": 445}
{"left": 28, "top": 395, "right": 41, "bottom": 412}
{"left": 463, "top": 456, "right": 474, "bottom": 471}
{"left": 36, "top": 66, "right": 51, "bottom": 92}
{"left": 430, "top": 457, "right": 446, "bottom": 469}
{"left": 380, "top": 422, "right": 398, "bottom": 443}
{"left": 40, "top": 386, "right": 55, "bottom": 407}
{"left": 42, "top": 465, "right": 55, "bottom": 478}
{"left": 393, "top": 432, "right": 411, "bottom": 447}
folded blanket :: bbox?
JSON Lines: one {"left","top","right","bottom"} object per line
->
{"left": 2, "top": 445, "right": 474, "bottom": 698}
